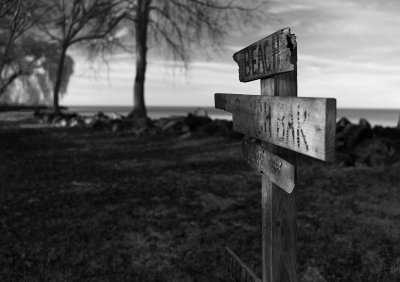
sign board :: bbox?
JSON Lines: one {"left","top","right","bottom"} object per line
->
{"left": 215, "top": 27, "right": 336, "bottom": 282}
{"left": 225, "top": 247, "right": 261, "bottom": 282}
{"left": 215, "top": 93, "right": 336, "bottom": 161}
{"left": 242, "top": 140, "right": 295, "bottom": 193}
{"left": 233, "top": 28, "right": 296, "bottom": 82}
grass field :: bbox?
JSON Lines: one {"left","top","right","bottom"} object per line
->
{"left": 0, "top": 118, "right": 399, "bottom": 281}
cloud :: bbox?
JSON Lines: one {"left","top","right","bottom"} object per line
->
{"left": 63, "top": 0, "right": 400, "bottom": 109}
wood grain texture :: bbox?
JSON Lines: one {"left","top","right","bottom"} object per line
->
{"left": 225, "top": 247, "right": 262, "bottom": 282}
{"left": 261, "top": 72, "right": 298, "bottom": 282}
{"left": 242, "top": 140, "right": 295, "bottom": 193}
{"left": 233, "top": 28, "right": 297, "bottom": 82}
{"left": 215, "top": 93, "right": 336, "bottom": 161}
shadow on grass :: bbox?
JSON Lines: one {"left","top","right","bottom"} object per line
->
{"left": 0, "top": 127, "right": 399, "bottom": 281}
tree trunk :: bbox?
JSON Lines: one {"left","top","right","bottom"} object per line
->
{"left": 133, "top": 0, "right": 151, "bottom": 119}
{"left": 53, "top": 45, "right": 67, "bottom": 113}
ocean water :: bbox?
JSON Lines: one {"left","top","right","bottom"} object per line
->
{"left": 67, "top": 105, "right": 400, "bottom": 127}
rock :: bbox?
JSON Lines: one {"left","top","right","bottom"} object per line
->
{"left": 127, "top": 110, "right": 145, "bottom": 120}
{"left": 154, "top": 118, "right": 169, "bottom": 128}
{"left": 354, "top": 118, "right": 373, "bottom": 145}
{"left": 162, "top": 119, "right": 180, "bottom": 132}
{"left": 69, "top": 117, "right": 80, "bottom": 127}
{"left": 91, "top": 119, "right": 107, "bottom": 130}
{"left": 33, "top": 110, "right": 82, "bottom": 126}
{"left": 131, "top": 127, "right": 146, "bottom": 137}
{"left": 51, "top": 115, "right": 63, "bottom": 125}
{"left": 359, "top": 118, "right": 371, "bottom": 130}
{"left": 111, "top": 120, "right": 123, "bottom": 133}
{"left": 94, "top": 111, "right": 109, "bottom": 121}
{"left": 375, "top": 127, "right": 400, "bottom": 140}
{"left": 181, "top": 125, "right": 190, "bottom": 133}
{"left": 110, "top": 113, "right": 124, "bottom": 120}
{"left": 33, "top": 110, "right": 46, "bottom": 122}
{"left": 83, "top": 117, "right": 94, "bottom": 126}
{"left": 336, "top": 117, "right": 374, "bottom": 149}
{"left": 335, "top": 140, "right": 346, "bottom": 150}
{"left": 63, "top": 112, "right": 77, "bottom": 121}
{"left": 196, "top": 121, "right": 222, "bottom": 135}
{"left": 336, "top": 151, "right": 355, "bottom": 166}
{"left": 184, "top": 113, "right": 212, "bottom": 131}
{"left": 373, "top": 125, "right": 384, "bottom": 135}
{"left": 192, "top": 107, "right": 208, "bottom": 117}
{"left": 354, "top": 138, "right": 396, "bottom": 166}
{"left": 46, "top": 113, "right": 56, "bottom": 123}
{"left": 134, "top": 117, "right": 152, "bottom": 129}
{"left": 340, "top": 121, "right": 373, "bottom": 149}
{"left": 196, "top": 120, "right": 230, "bottom": 137}
{"left": 148, "top": 128, "right": 160, "bottom": 135}
{"left": 58, "top": 119, "right": 68, "bottom": 127}
{"left": 180, "top": 132, "right": 191, "bottom": 140}
{"left": 88, "top": 112, "right": 112, "bottom": 130}
{"left": 336, "top": 117, "right": 351, "bottom": 133}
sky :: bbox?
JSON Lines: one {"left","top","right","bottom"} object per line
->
{"left": 62, "top": 0, "right": 400, "bottom": 109}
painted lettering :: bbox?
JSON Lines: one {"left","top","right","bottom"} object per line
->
{"left": 296, "top": 105, "right": 309, "bottom": 150}
{"left": 286, "top": 106, "right": 295, "bottom": 143}
{"left": 271, "top": 34, "right": 280, "bottom": 71}
{"left": 263, "top": 40, "right": 271, "bottom": 72}
{"left": 276, "top": 106, "right": 286, "bottom": 141}
{"left": 257, "top": 43, "right": 265, "bottom": 74}
{"left": 251, "top": 45, "right": 257, "bottom": 75}
{"left": 260, "top": 102, "right": 269, "bottom": 138}
{"left": 244, "top": 48, "right": 250, "bottom": 77}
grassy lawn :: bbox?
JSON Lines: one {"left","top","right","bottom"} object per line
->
{"left": 0, "top": 126, "right": 399, "bottom": 281}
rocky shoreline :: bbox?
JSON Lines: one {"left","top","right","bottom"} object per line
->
{"left": 336, "top": 117, "right": 400, "bottom": 167}
{"left": 34, "top": 109, "right": 400, "bottom": 167}
{"left": 33, "top": 108, "right": 242, "bottom": 138}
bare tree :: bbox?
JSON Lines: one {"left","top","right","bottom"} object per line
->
{"left": 0, "top": 0, "right": 39, "bottom": 94}
{"left": 34, "top": 0, "right": 128, "bottom": 112}
{"left": 125, "top": 0, "right": 267, "bottom": 119}
{"left": 0, "top": 37, "right": 75, "bottom": 105}
{"left": 0, "top": 0, "right": 76, "bottom": 105}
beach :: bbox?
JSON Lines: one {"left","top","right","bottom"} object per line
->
{"left": 0, "top": 111, "right": 399, "bottom": 281}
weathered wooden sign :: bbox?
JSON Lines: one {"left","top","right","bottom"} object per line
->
{"left": 215, "top": 28, "right": 336, "bottom": 282}
{"left": 242, "top": 140, "right": 295, "bottom": 193}
{"left": 225, "top": 247, "right": 261, "bottom": 282}
{"left": 233, "top": 28, "right": 296, "bottom": 82}
{"left": 215, "top": 94, "right": 336, "bottom": 161}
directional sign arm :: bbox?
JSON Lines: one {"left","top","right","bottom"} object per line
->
{"left": 233, "top": 28, "right": 297, "bottom": 82}
{"left": 242, "top": 140, "right": 295, "bottom": 193}
{"left": 215, "top": 93, "right": 336, "bottom": 161}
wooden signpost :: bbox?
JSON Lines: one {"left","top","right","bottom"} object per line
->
{"left": 214, "top": 28, "right": 336, "bottom": 282}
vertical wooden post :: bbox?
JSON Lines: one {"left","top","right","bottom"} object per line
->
{"left": 215, "top": 28, "right": 336, "bottom": 282}
{"left": 260, "top": 71, "right": 298, "bottom": 282}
